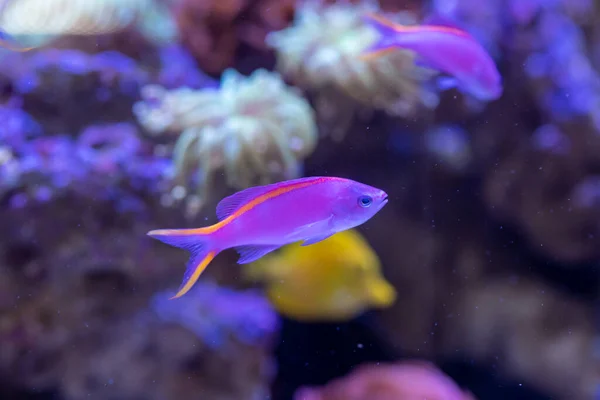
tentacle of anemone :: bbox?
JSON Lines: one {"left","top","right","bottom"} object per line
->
{"left": 223, "top": 135, "right": 243, "bottom": 188}
{"left": 237, "top": 150, "right": 255, "bottom": 188}
{"left": 239, "top": 122, "right": 272, "bottom": 181}
{"left": 229, "top": 118, "right": 268, "bottom": 185}
{"left": 284, "top": 105, "right": 318, "bottom": 157}
{"left": 197, "top": 135, "right": 218, "bottom": 200}
{"left": 133, "top": 69, "right": 317, "bottom": 214}
{"left": 173, "top": 128, "right": 201, "bottom": 177}
{"left": 260, "top": 119, "right": 297, "bottom": 176}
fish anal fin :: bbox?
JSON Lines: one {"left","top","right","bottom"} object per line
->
{"left": 235, "top": 244, "right": 281, "bottom": 264}
{"left": 173, "top": 250, "right": 217, "bottom": 299}
{"left": 301, "top": 233, "right": 334, "bottom": 246}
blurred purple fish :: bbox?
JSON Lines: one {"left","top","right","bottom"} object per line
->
{"left": 361, "top": 13, "right": 502, "bottom": 101}
{"left": 148, "top": 176, "right": 388, "bottom": 299}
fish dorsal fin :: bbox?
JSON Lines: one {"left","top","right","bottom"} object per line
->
{"left": 215, "top": 177, "right": 325, "bottom": 221}
{"left": 216, "top": 185, "right": 275, "bottom": 221}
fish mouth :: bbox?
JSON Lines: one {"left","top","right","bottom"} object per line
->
{"left": 380, "top": 195, "right": 389, "bottom": 207}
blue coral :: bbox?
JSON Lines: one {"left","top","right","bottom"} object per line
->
{"left": 0, "top": 101, "right": 42, "bottom": 150}
{"left": 1, "top": 121, "right": 172, "bottom": 209}
{"left": 156, "top": 45, "right": 218, "bottom": 90}
{"left": 0, "top": 45, "right": 218, "bottom": 208}
{"left": 0, "top": 48, "right": 149, "bottom": 96}
{"left": 150, "top": 281, "right": 279, "bottom": 349}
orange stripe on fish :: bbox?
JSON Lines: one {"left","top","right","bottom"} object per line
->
{"left": 182, "top": 177, "right": 333, "bottom": 235}
{"left": 363, "top": 12, "right": 470, "bottom": 38}
{"left": 358, "top": 47, "right": 399, "bottom": 61}
{"left": 170, "top": 250, "right": 217, "bottom": 299}
{"left": 220, "top": 178, "right": 325, "bottom": 222}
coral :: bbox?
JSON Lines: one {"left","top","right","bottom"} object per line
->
{"left": 426, "top": 0, "right": 600, "bottom": 263}
{"left": 294, "top": 361, "right": 475, "bottom": 400}
{"left": 0, "top": 0, "right": 178, "bottom": 46}
{"left": 266, "top": 0, "right": 439, "bottom": 138}
{"left": 483, "top": 121, "right": 600, "bottom": 263}
{"left": 441, "top": 277, "right": 597, "bottom": 400}
{"left": 237, "top": 0, "right": 298, "bottom": 52}
{"left": 156, "top": 44, "right": 219, "bottom": 90}
{"left": 0, "top": 268, "right": 278, "bottom": 399}
{"left": 151, "top": 282, "right": 279, "bottom": 349}
{"left": 0, "top": 99, "right": 42, "bottom": 150}
{"left": 173, "top": 0, "right": 248, "bottom": 75}
{"left": 1, "top": 120, "right": 171, "bottom": 211}
{"left": 0, "top": 1, "right": 598, "bottom": 399}
{"left": 173, "top": 0, "right": 425, "bottom": 77}
{"left": 0, "top": 48, "right": 151, "bottom": 134}
{"left": 0, "top": 171, "right": 278, "bottom": 398}
{"left": 422, "top": 124, "right": 473, "bottom": 173}
{"left": 133, "top": 68, "right": 318, "bottom": 211}
{"left": 0, "top": 44, "right": 211, "bottom": 136}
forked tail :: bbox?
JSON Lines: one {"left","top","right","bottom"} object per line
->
{"left": 359, "top": 12, "right": 405, "bottom": 60}
{"left": 147, "top": 228, "right": 221, "bottom": 299}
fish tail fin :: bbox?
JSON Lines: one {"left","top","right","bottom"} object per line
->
{"left": 359, "top": 12, "right": 406, "bottom": 60}
{"left": 147, "top": 228, "right": 222, "bottom": 299}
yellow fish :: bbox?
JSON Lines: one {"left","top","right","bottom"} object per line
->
{"left": 244, "top": 229, "right": 396, "bottom": 322}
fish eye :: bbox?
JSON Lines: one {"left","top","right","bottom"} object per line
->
{"left": 358, "top": 195, "right": 373, "bottom": 208}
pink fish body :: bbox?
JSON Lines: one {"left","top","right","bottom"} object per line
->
{"left": 362, "top": 13, "right": 502, "bottom": 101}
{"left": 148, "top": 176, "right": 388, "bottom": 299}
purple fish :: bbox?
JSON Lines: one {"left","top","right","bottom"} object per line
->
{"left": 361, "top": 13, "right": 502, "bottom": 101}
{"left": 148, "top": 176, "right": 388, "bottom": 299}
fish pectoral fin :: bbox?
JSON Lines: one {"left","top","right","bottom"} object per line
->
{"left": 301, "top": 233, "right": 335, "bottom": 246}
{"left": 286, "top": 215, "right": 335, "bottom": 241}
{"left": 235, "top": 244, "right": 281, "bottom": 264}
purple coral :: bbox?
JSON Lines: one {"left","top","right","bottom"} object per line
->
{"left": 156, "top": 45, "right": 218, "bottom": 90}
{"left": 530, "top": 124, "right": 571, "bottom": 154}
{"left": 2, "top": 122, "right": 171, "bottom": 210}
{"left": 76, "top": 123, "right": 143, "bottom": 173}
{"left": 0, "top": 45, "right": 219, "bottom": 209}
{"left": 0, "top": 100, "right": 42, "bottom": 150}
{"left": 1, "top": 48, "right": 149, "bottom": 96}
{"left": 151, "top": 281, "right": 279, "bottom": 349}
